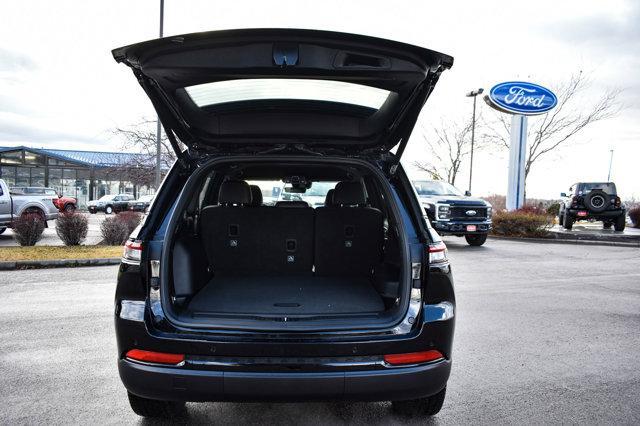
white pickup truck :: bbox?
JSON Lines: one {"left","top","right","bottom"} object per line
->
{"left": 0, "top": 179, "right": 59, "bottom": 234}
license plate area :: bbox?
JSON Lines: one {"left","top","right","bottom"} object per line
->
{"left": 466, "top": 225, "right": 477, "bottom": 232}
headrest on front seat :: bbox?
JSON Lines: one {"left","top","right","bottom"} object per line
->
{"left": 218, "top": 180, "right": 252, "bottom": 205}
{"left": 249, "top": 185, "right": 263, "bottom": 206}
{"left": 324, "top": 189, "right": 335, "bottom": 207}
{"left": 333, "top": 181, "right": 366, "bottom": 206}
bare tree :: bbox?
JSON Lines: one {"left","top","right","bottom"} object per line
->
{"left": 483, "top": 72, "right": 621, "bottom": 186}
{"left": 111, "top": 118, "right": 178, "bottom": 188}
{"left": 413, "top": 118, "right": 476, "bottom": 186}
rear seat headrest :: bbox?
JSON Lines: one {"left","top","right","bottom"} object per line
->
{"left": 275, "top": 201, "right": 310, "bottom": 208}
{"left": 218, "top": 180, "right": 252, "bottom": 205}
{"left": 324, "top": 189, "right": 335, "bottom": 207}
{"left": 333, "top": 181, "right": 366, "bottom": 206}
{"left": 249, "top": 185, "right": 263, "bottom": 206}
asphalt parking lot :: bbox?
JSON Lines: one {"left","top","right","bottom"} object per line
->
{"left": 1, "top": 238, "right": 639, "bottom": 424}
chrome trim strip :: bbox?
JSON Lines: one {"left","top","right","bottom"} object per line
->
{"left": 119, "top": 300, "right": 146, "bottom": 322}
{"left": 423, "top": 302, "right": 455, "bottom": 322}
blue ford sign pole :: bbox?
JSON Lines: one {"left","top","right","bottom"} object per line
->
{"left": 484, "top": 82, "right": 557, "bottom": 210}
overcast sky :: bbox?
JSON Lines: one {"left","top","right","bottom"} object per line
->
{"left": 1, "top": 0, "right": 638, "bottom": 199}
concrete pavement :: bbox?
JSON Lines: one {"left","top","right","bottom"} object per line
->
{"left": 0, "top": 238, "right": 639, "bottom": 424}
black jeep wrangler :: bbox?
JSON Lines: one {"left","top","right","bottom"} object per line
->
{"left": 559, "top": 182, "right": 626, "bottom": 231}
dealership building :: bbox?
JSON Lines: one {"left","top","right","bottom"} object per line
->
{"left": 0, "top": 146, "right": 157, "bottom": 209}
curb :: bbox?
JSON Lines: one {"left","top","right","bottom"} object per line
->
{"left": 488, "top": 235, "right": 640, "bottom": 248}
{"left": 0, "top": 257, "right": 121, "bottom": 271}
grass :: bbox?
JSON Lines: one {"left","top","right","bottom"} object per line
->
{"left": 0, "top": 245, "right": 123, "bottom": 262}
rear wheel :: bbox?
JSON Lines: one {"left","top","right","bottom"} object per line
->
{"left": 0, "top": 227, "right": 6, "bottom": 234}
{"left": 127, "top": 392, "right": 186, "bottom": 418}
{"left": 563, "top": 213, "right": 573, "bottom": 230}
{"left": 614, "top": 214, "right": 626, "bottom": 232}
{"left": 392, "top": 387, "right": 446, "bottom": 417}
{"left": 465, "top": 234, "right": 487, "bottom": 246}
{"left": 64, "top": 203, "right": 76, "bottom": 213}
{"left": 603, "top": 221, "right": 612, "bottom": 229}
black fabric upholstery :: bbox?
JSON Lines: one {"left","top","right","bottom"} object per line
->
{"left": 333, "top": 181, "right": 366, "bottom": 205}
{"left": 275, "top": 201, "right": 310, "bottom": 208}
{"left": 249, "top": 185, "right": 263, "bottom": 206}
{"left": 324, "top": 189, "right": 335, "bottom": 207}
{"left": 218, "top": 180, "right": 252, "bottom": 205}
{"left": 314, "top": 181, "right": 382, "bottom": 276}
{"left": 261, "top": 207, "right": 314, "bottom": 275}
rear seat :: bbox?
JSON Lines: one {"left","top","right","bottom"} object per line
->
{"left": 200, "top": 180, "right": 263, "bottom": 274}
{"left": 200, "top": 180, "right": 382, "bottom": 277}
{"left": 314, "top": 181, "right": 383, "bottom": 276}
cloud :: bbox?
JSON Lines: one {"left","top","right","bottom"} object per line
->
{"left": 0, "top": 48, "right": 36, "bottom": 73}
{"left": 0, "top": 112, "right": 96, "bottom": 146}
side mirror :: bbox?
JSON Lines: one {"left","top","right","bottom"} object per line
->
{"left": 464, "top": 190, "right": 471, "bottom": 196}
{"left": 560, "top": 192, "right": 567, "bottom": 197}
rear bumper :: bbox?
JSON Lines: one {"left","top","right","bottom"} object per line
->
{"left": 567, "top": 208, "right": 624, "bottom": 219}
{"left": 119, "top": 357, "right": 451, "bottom": 402}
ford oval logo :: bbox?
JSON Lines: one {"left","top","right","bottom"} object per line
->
{"left": 487, "top": 81, "right": 557, "bottom": 115}
{"left": 465, "top": 210, "right": 477, "bottom": 216}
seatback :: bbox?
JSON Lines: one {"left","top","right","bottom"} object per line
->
{"left": 200, "top": 181, "right": 262, "bottom": 274}
{"left": 314, "top": 181, "right": 384, "bottom": 276}
{"left": 249, "top": 185, "right": 263, "bottom": 206}
{"left": 261, "top": 203, "right": 314, "bottom": 275}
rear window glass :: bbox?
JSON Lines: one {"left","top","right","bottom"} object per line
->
{"left": 247, "top": 180, "right": 338, "bottom": 207}
{"left": 184, "top": 79, "right": 390, "bottom": 110}
{"left": 578, "top": 183, "right": 616, "bottom": 194}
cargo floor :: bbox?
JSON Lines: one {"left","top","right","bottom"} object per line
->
{"left": 187, "top": 275, "right": 385, "bottom": 316}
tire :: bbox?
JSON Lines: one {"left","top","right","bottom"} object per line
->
{"left": 64, "top": 203, "right": 76, "bottom": 213}
{"left": 603, "top": 221, "right": 612, "bottom": 229}
{"left": 563, "top": 213, "right": 574, "bottom": 230}
{"left": 127, "top": 392, "right": 186, "bottom": 418}
{"left": 105, "top": 205, "right": 113, "bottom": 215}
{"left": 465, "top": 233, "right": 487, "bottom": 246}
{"left": 0, "top": 227, "right": 6, "bottom": 235}
{"left": 392, "top": 387, "right": 446, "bottom": 417}
{"left": 558, "top": 212, "right": 564, "bottom": 226}
{"left": 614, "top": 214, "right": 626, "bottom": 232}
{"left": 585, "top": 190, "right": 608, "bottom": 213}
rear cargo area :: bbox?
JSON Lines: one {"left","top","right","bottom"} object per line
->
{"left": 188, "top": 276, "right": 384, "bottom": 316}
{"left": 166, "top": 162, "right": 407, "bottom": 328}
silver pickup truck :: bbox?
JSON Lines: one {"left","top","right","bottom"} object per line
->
{"left": 0, "top": 179, "right": 59, "bottom": 233}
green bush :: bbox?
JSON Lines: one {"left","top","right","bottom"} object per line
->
{"left": 56, "top": 212, "right": 88, "bottom": 246}
{"left": 12, "top": 213, "right": 45, "bottom": 246}
{"left": 546, "top": 202, "right": 561, "bottom": 216}
{"left": 491, "top": 209, "right": 554, "bottom": 238}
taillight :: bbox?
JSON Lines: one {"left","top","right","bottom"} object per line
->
{"left": 428, "top": 241, "right": 448, "bottom": 264}
{"left": 384, "top": 350, "right": 444, "bottom": 366}
{"left": 122, "top": 240, "right": 142, "bottom": 265}
{"left": 125, "top": 349, "right": 184, "bottom": 365}
{"left": 614, "top": 196, "right": 621, "bottom": 207}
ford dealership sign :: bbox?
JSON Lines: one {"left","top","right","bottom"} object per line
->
{"left": 485, "top": 81, "right": 557, "bottom": 115}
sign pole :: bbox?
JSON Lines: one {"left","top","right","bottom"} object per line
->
{"left": 506, "top": 114, "right": 527, "bottom": 210}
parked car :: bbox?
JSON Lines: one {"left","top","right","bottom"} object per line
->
{"left": 413, "top": 180, "right": 492, "bottom": 246}
{"left": 113, "top": 29, "right": 455, "bottom": 419}
{"left": 0, "top": 179, "right": 59, "bottom": 233}
{"left": 11, "top": 186, "right": 77, "bottom": 212}
{"left": 127, "top": 195, "right": 154, "bottom": 213}
{"left": 559, "top": 182, "right": 626, "bottom": 231}
{"left": 87, "top": 194, "right": 135, "bottom": 214}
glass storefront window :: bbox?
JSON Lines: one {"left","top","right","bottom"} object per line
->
{"left": 1, "top": 151, "right": 22, "bottom": 164}
{"left": 24, "top": 152, "right": 45, "bottom": 165}
{"left": 0, "top": 166, "right": 16, "bottom": 186}
{"left": 16, "top": 167, "right": 30, "bottom": 186}
{"left": 30, "top": 168, "right": 45, "bottom": 187}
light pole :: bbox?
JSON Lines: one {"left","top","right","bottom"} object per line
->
{"left": 607, "top": 149, "right": 614, "bottom": 181}
{"left": 154, "top": 0, "right": 165, "bottom": 190}
{"left": 466, "top": 88, "right": 483, "bottom": 193}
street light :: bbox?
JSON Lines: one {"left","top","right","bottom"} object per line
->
{"left": 155, "top": 0, "right": 165, "bottom": 190}
{"left": 466, "top": 88, "right": 483, "bottom": 194}
{"left": 607, "top": 149, "right": 614, "bottom": 181}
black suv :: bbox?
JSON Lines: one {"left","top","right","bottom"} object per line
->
{"left": 559, "top": 182, "right": 626, "bottom": 231}
{"left": 414, "top": 180, "right": 492, "bottom": 246}
{"left": 113, "top": 29, "right": 455, "bottom": 419}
